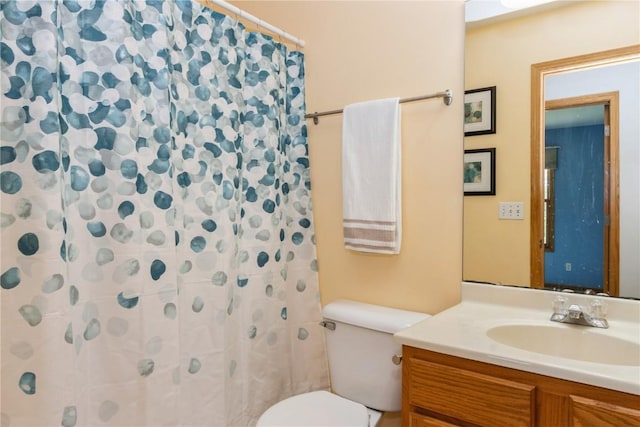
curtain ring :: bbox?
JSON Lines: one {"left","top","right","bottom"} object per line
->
{"left": 233, "top": 11, "right": 242, "bottom": 36}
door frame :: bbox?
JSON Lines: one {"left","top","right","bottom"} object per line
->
{"left": 530, "top": 45, "right": 639, "bottom": 295}
{"left": 542, "top": 93, "right": 619, "bottom": 295}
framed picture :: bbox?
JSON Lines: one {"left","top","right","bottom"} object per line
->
{"left": 464, "top": 86, "right": 496, "bottom": 136}
{"left": 464, "top": 148, "right": 495, "bottom": 196}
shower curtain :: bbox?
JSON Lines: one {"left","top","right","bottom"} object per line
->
{"left": 0, "top": 1, "right": 329, "bottom": 426}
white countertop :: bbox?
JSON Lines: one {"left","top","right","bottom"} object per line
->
{"left": 394, "top": 282, "right": 640, "bottom": 395}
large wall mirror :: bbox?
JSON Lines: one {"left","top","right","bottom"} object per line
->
{"left": 464, "top": 1, "right": 640, "bottom": 299}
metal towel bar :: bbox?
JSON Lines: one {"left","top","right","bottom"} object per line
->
{"left": 305, "top": 89, "right": 453, "bottom": 125}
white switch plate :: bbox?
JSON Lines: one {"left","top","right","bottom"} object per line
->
{"left": 499, "top": 202, "right": 525, "bottom": 220}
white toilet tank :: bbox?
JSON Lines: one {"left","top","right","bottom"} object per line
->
{"left": 321, "top": 300, "right": 429, "bottom": 412}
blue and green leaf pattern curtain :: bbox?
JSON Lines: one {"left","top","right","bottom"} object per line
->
{"left": 0, "top": 1, "right": 329, "bottom": 425}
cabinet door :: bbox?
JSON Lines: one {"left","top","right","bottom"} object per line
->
{"left": 570, "top": 395, "right": 640, "bottom": 426}
{"left": 407, "top": 357, "right": 535, "bottom": 427}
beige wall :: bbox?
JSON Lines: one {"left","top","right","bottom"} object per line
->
{"left": 464, "top": 0, "right": 640, "bottom": 286}
{"left": 231, "top": 1, "right": 466, "bottom": 315}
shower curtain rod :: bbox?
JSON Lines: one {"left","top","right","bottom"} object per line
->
{"left": 204, "top": 0, "right": 305, "bottom": 47}
{"left": 305, "top": 89, "right": 453, "bottom": 125}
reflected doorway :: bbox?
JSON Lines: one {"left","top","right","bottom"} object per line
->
{"left": 536, "top": 93, "right": 619, "bottom": 294}
{"left": 530, "top": 45, "right": 639, "bottom": 299}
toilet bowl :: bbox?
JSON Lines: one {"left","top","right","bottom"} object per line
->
{"left": 256, "top": 300, "right": 429, "bottom": 427}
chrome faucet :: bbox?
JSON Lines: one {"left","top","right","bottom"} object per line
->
{"left": 550, "top": 296, "right": 609, "bottom": 329}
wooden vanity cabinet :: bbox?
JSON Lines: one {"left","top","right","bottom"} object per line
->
{"left": 402, "top": 346, "right": 640, "bottom": 427}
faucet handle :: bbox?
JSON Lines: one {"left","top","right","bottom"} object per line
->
{"left": 552, "top": 295, "right": 568, "bottom": 314}
{"left": 590, "top": 299, "right": 608, "bottom": 319}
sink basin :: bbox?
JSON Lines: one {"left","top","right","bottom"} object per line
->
{"left": 486, "top": 324, "right": 640, "bottom": 366}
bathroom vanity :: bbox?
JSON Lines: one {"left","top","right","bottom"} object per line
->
{"left": 394, "top": 282, "right": 640, "bottom": 427}
{"left": 402, "top": 346, "right": 638, "bottom": 426}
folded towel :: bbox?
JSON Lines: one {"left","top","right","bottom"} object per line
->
{"left": 342, "top": 97, "right": 401, "bottom": 254}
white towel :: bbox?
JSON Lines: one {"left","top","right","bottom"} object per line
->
{"left": 342, "top": 97, "right": 401, "bottom": 254}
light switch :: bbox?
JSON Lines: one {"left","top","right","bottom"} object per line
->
{"left": 499, "top": 202, "right": 525, "bottom": 220}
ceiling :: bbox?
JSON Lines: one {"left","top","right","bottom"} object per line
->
{"left": 465, "top": 0, "right": 573, "bottom": 28}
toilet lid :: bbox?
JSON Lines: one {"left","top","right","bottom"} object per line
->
{"left": 257, "top": 390, "right": 370, "bottom": 426}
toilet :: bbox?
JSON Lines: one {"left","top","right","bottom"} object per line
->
{"left": 257, "top": 299, "right": 429, "bottom": 427}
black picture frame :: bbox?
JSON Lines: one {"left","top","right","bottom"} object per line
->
{"left": 464, "top": 86, "right": 496, "bottom": 136}
{"left": 464, "top": 148, "right": 496, "bottom": 196}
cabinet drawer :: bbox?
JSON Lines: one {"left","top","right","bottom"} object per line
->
{"left": 407, "top": 357, "right": 535, "bottom": 427}
{"left": 570, "top": 395, "right": 640, "bottom": 426}
{"left": 409, "top": 412, "right": 459, "bottom": 427}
